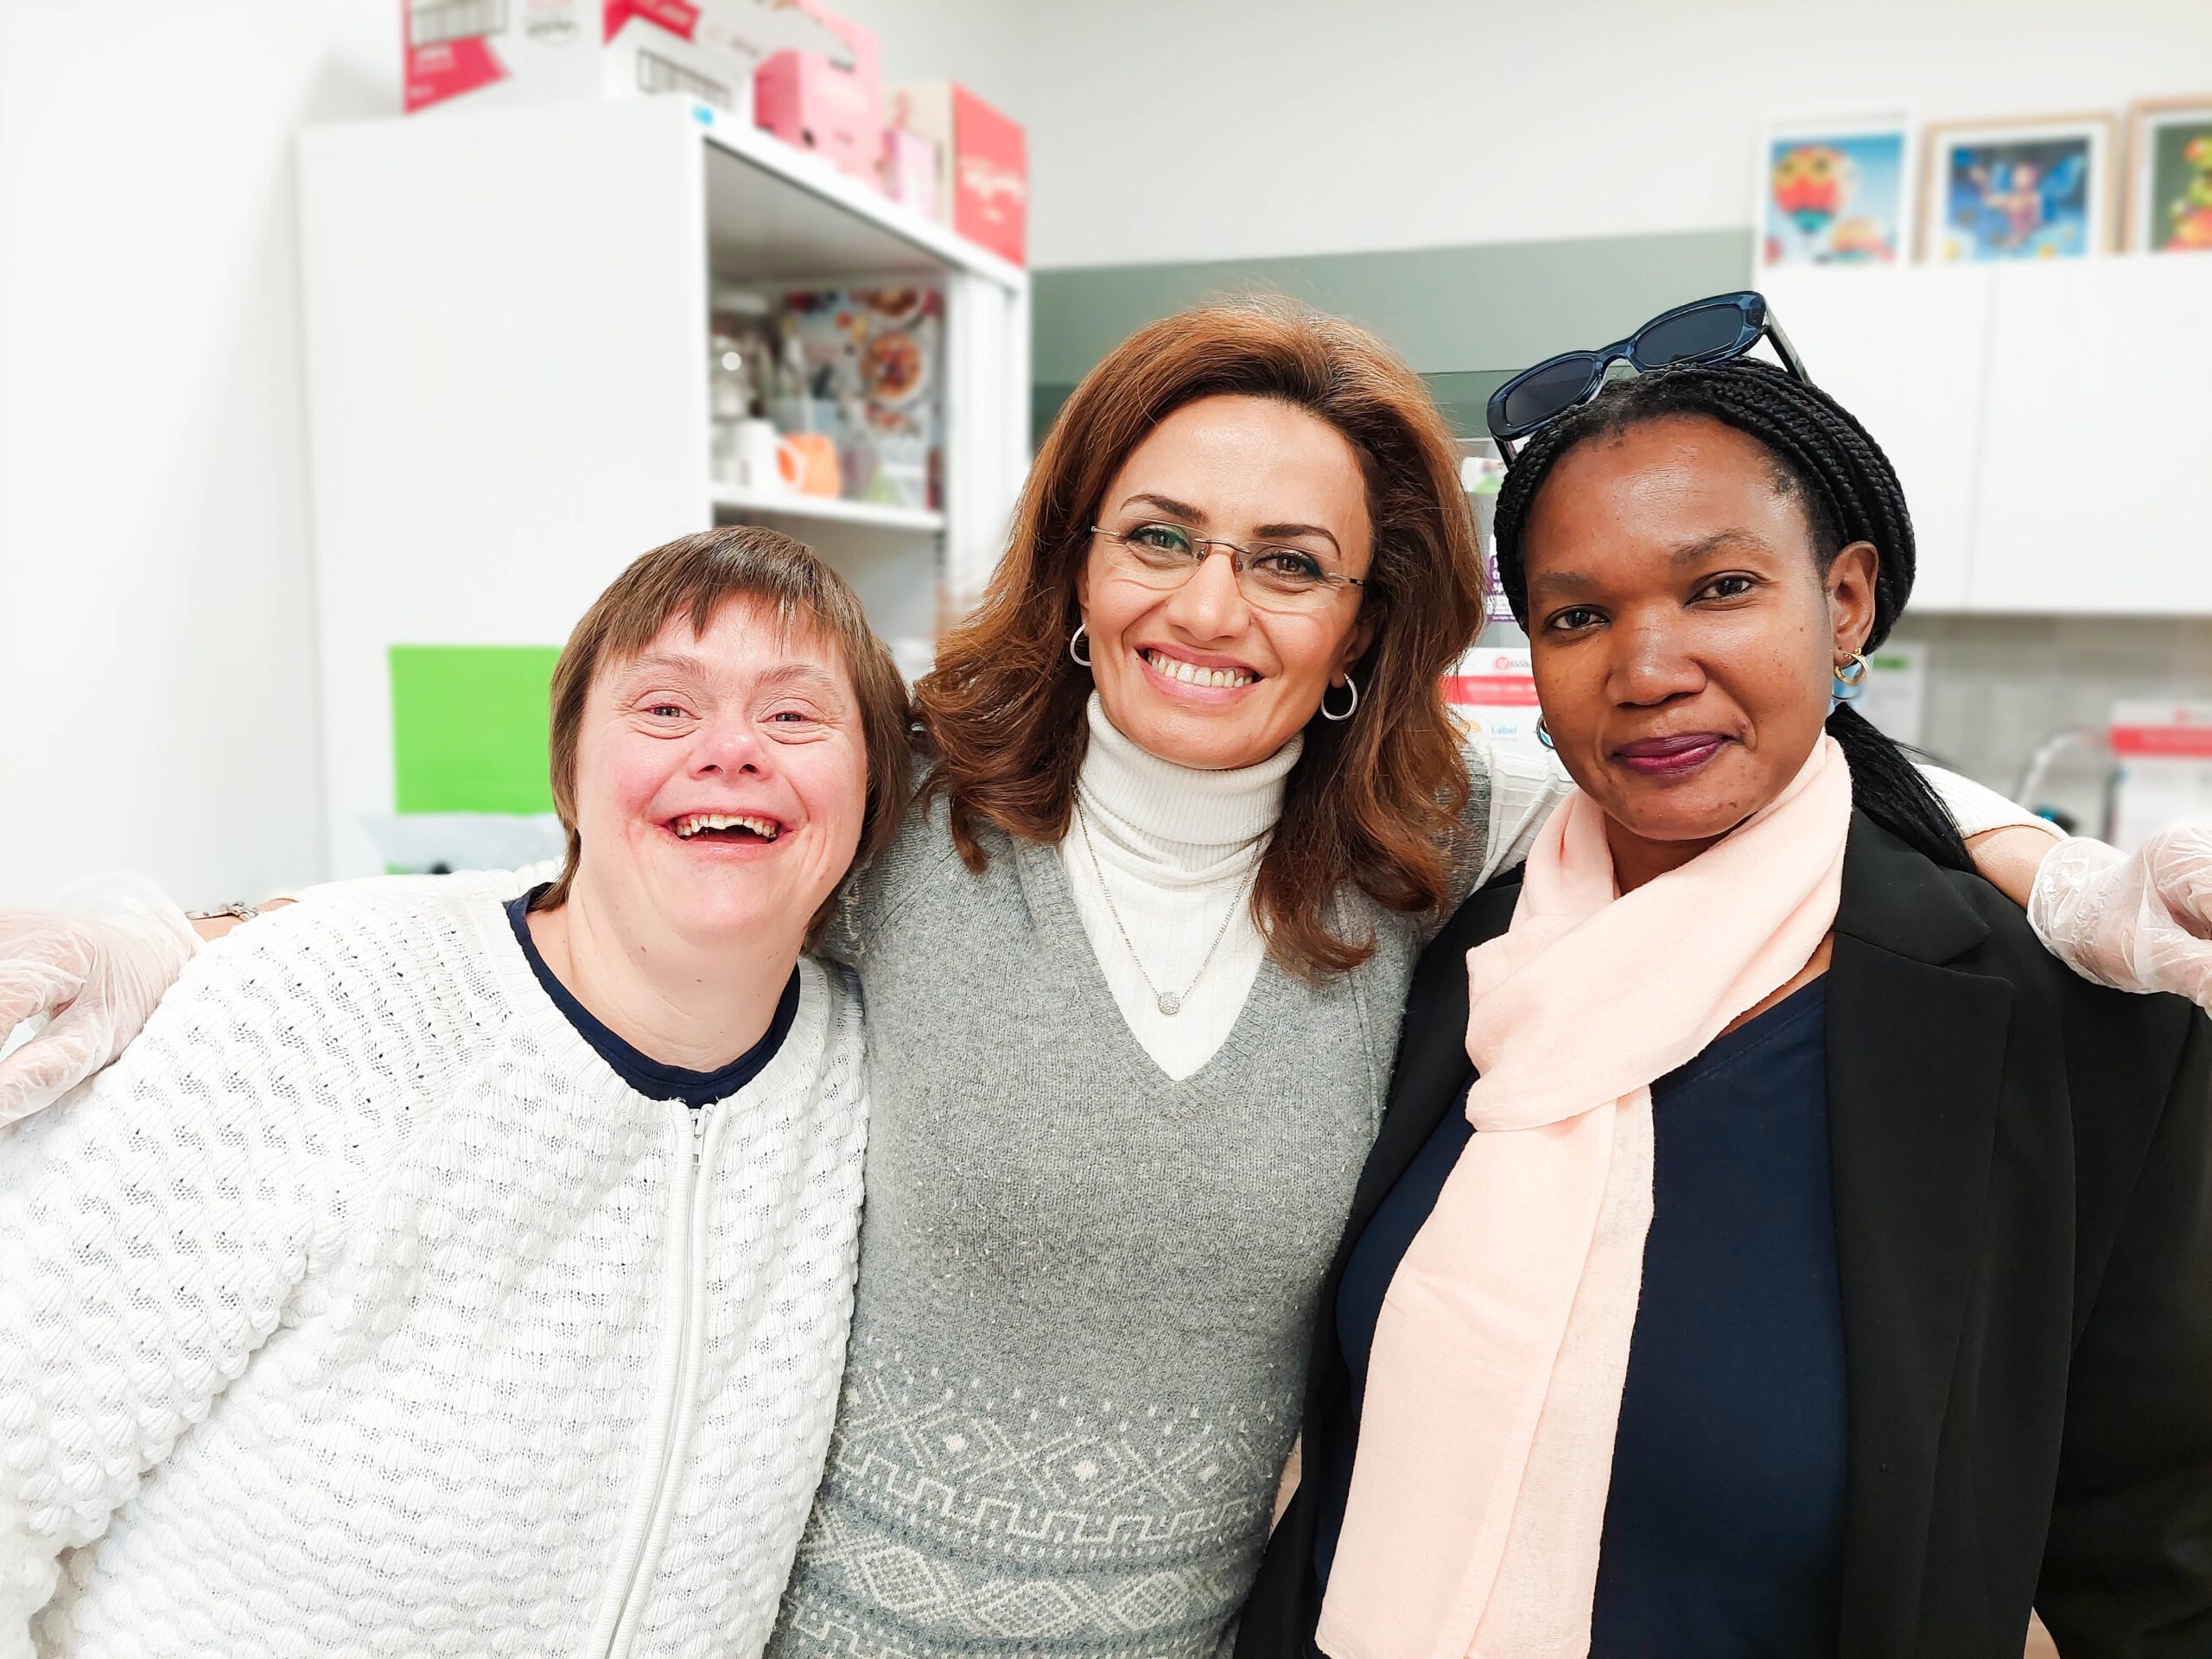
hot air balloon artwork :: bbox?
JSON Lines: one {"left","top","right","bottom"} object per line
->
{"left": 1759, "top": 119, "right": 1910, "bottom": 268}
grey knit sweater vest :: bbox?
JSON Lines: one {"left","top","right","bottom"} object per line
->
{"left": 768, "top": 763, "right": 1490, "bottom": 1659}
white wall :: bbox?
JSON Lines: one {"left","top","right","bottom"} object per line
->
{"left": 1011, "top": 0, "right": 2212, "bottom": 268}
{"left": 0, "top": 0, "right": 397, "bottom": 907}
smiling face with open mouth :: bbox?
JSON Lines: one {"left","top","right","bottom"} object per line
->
{"left": 569, "top": 595, "right": 869, "bottom": 950}
{"left": 1075, "top": 394, "right": 1376, "bottom": 772}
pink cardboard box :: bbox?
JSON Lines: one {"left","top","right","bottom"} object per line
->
{"left": 403, "top": 0, "right": 844, "bottom": 120}
{"left": 883, "top": 81, "right": 1027, "bottom": 264}
{"left": 753, "top": 0, "right": 880, "bottom": 183}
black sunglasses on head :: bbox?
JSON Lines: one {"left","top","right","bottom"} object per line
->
{"left": 1485, "top": 291, "right": 1810, "bottom": 461}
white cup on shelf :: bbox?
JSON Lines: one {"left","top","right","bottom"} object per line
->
{"left": 732, "top": 418, "right": 801, "bottom": 495}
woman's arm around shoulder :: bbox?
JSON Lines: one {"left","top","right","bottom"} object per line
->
{"left": 0, "top": 899, "right": 438, "bottom": 1648}
{"left": 0, "top": 863, "right": 555, "bottom": 1123}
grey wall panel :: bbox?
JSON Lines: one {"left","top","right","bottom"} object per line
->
{"left": 1031, "top": 228, "right": 1752, "bottom": 437}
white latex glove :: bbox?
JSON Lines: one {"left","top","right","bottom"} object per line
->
{"left": 2027, "top": 825, "right": 2212, "bottom": 1011}
{"left": 0, "top": 877, "right": 200, "bottom": 1126}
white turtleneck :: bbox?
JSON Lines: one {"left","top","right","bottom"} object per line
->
{"left": 1058, "top": 696, "right": 1575, "bottom": 1081}
{"left": 1059, "top": 695, "right": 1301, "bottom": 1082}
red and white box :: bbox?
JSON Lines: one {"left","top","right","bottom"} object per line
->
{"left": 883, "top": 81, "right": 1027, "bottom": 264}
{"left": 753, "top": 1, "right": 880, "bottom": 184}
{"left": 2109, "top": 700, "right": 2212, "bottom": 852}
{"left": 1445, "top": 647, "right": 1543, "bottom": 755}
{"left": 878, "top": 125, "right": 940, "bottom": 219}
{"left": 401, "top": 0, "right": 847, "bottom": 122}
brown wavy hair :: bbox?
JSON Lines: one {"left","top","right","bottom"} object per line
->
{"left": 916, "top": 298, "right": 1484, "bottom": 977}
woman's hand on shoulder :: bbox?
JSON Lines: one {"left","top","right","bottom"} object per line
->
{"left": 0, "top": 879, "right": 200, "bottom": 1125}
{"left": 2028, "top": 825, "right": 2212, "bottom": 1011}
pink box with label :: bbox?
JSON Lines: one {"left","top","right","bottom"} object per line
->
{"left": 878, "top": 126, "right": 940, "bottom": 218}
{"left": 883, "top": 81, "right": 1027, "bottom": 264}
{"left": 752, "top": 1, "right": 880, "bottom": 183}
{"left": 402, "top": 0, "right": 845, "bottom": 120}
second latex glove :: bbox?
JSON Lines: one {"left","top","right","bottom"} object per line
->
{"left": 0, "top": 877, "right": 200, "bottom": 1126}
{"left": 2027, "top": 824, "right": 2212, "bottom": 1011}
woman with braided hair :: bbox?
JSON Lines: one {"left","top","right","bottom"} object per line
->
{"left": 1242, "top": 340, "right": 2212, "bottom": 1659}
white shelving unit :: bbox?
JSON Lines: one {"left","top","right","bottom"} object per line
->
{"left": 296, "top": 95, "right": 1030, "bottom": 878}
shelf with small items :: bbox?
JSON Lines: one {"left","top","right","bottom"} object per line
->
{"left": 709, "top": 487, "right": 945, "bottom": 533}
{"left": 296, "top": 95, "right": 1029, "bottom": 880}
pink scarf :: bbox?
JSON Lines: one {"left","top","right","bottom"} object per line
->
{"left": 1316, "top": 735, "right": 1853, "bottom": 1659}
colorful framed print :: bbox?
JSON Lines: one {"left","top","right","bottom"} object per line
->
{"left": 1759, "top": 117, "right": 1913, "bottom": 268}
{"left": 2126, "top": 98, "right": 2212, "bottom": 252}
{"left": 1922, "top": 116, "right": 2116, "bottom": 261}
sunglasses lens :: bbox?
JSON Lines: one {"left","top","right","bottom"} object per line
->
{"left": 1500, "top": 354, "right": 1603, "bottom": 432}
{"left": 1636, "top": 303, "right": 1750, "bottom": 368}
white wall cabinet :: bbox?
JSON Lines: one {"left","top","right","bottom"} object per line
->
{"left": 1761, "top": 259, "right": 2212, "bottom": 619}
{"left": 1974, "top": 257, "right": 2212, "bottom": 615}
{"left": 1759, "top": 265, "right": 1995, "bottom": 611}
{"left": 296, "top": 97, "right": 1030, "bottom": 878}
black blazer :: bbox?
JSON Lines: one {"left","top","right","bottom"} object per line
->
{"left": 1239, "top": 814, "right": 2212, "bottom": 1659}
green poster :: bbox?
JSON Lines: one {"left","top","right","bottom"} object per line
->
{"left": 389, "top": 645, "right": 562, "bottom": 814}
{"left": 2150, "top": 120, "right": 2212, "bottom": 252}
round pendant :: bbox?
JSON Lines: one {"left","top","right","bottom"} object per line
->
{"left": 1156, "top": 991, "right": 1183, "bottom": 1015}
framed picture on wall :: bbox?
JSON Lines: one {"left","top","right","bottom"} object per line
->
{"left": 1921, "top": 115, "right": 2117, "bottom": 261}
{"left": 1758, "top": 115, "right": 1914, "bottom": 268}
{"left": 2126, "top": 98, "right": 2212, "bottom": 252}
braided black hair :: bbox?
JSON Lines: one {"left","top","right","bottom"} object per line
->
{"left": 1490, "top": 359, "right": 1973, "bottom": 874}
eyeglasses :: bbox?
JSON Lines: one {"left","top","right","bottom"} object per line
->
{"left": 1090, "top": 522, "right": 1367, "bottom": 613}
{"left": 1484, "top": 291, "right": 1810, "bottom": 461}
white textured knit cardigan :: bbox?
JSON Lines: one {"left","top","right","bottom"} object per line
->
{"left": 0, "top": 874, "right": 866, "bottom": 1659}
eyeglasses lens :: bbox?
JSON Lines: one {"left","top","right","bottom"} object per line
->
{"left": 1114, "top": 526, "right": 1344, "bottom": 613}
{"left": 1500, "top": 354, "right": 1605, "bottom": 434}
{"left": 1635, "top": 303, "right": 1751, "bottom": 369}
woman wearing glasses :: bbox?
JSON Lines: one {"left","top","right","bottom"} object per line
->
{"left": 1238, "top": 340, "right": 2212, "bottom": 1658}
{"left": 4, "top": 300, "right": 2207, "bottom": 1659}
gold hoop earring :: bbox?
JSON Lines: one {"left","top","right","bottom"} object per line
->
{"left": 1832, "top": 650, "right": 1870, "bottom": 703}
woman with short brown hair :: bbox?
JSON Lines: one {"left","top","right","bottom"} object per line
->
{"left": 2, "top": 527, "right": 901, "bottom": 1656}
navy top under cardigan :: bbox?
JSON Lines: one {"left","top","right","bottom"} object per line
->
{"left": 1321, "top": 981, "right": 1846, "bottom": 1658}
{"left": 506, "top": 887, "right": 798, "bottom": 1107}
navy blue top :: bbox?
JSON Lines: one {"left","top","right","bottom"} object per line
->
{"left": 1321, "top": 981, "right": 1845, "bottom": 1659}
{"left": 505, "top": 887, "right": 799, "bottom": 1107}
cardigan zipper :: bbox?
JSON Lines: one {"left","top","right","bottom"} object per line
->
{"left": 599, "top": 1105, "right": 717, "bottom": 1659}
